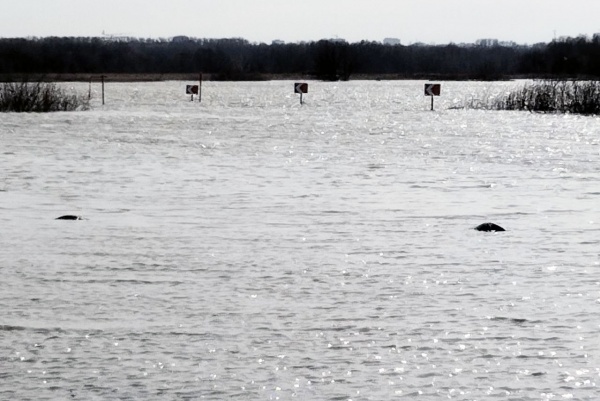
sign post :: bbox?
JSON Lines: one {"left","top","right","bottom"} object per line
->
{"left": 424, "top": 83, "right": 441, "bottom": 111}
{"left": 100, "top": 75, "right": 106, "bottom": 105}
{"left": 198, "top": 73, "right": 203, "bottom": 103}
{"left": 294, "top": 82, "right": 308, "bottom": 105}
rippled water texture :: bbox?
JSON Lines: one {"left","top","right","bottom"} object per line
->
{"left": 1, "top": 81, "right": 599, "bottom": 400}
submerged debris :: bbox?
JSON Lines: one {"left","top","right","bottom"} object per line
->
{"left": 55, "top": 215, "right": 84, "bottom": 220}
{"left": 474, "top": 222, "right": 505, "bottom": 232}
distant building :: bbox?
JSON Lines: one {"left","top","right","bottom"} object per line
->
{"left": 476, "top": 38, "right": 518, "bottom": 47}
{"left": 328, "top": 37, "right": 347, "bottom": 43}
{"left": 271, "top": 40, "right": 285, "bottom": 45}
{"left": 101, "top": 30, "right": 131, "bottom": 42}
{"left": 172, "top": 35, "right": 191, "bottom": 43}
{"left": 383, "top": 37, "right": 401, "bottom": 45}
{"left": 476, "top": 38, "right": 499, "bottom": 47}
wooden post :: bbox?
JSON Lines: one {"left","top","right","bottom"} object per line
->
{"left": 431, "top": 95, "right": 434, "bottom": 111}
{"left": 199, "top": 73, "right": 203, "bottom": 103}
{"left": 88, "top": 76, "right": 92, "bottom": 100}
{"left": 101, "top": 75, "right": 106, "bottom": 105}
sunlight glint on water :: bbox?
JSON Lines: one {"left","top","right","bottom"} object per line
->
{"left": 1, "top": 80, "right": 599, "bottom": 400}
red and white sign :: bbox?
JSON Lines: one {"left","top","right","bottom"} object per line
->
{"left": 294, "top": 82, "right": 308, "bottom": 94}
{"left": 424, "top": 83, "right": 441, "bottom": 96}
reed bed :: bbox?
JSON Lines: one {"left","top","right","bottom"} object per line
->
{"left": 0, "top": 81, "right": 89, "bottom": 112}
{"left": 489, "top": 80, "right": 600, "bottom": 115}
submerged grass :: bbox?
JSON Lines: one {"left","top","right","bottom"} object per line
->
{"left": 461, "top": 80, "right": 600, "bottom": 115}
{"left": 0, "top": 81, "right": 89, "bottom": 112}
{"left": 496, "top": 80, "right": 600, "bottom": 114}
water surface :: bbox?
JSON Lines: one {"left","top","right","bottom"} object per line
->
{"left": 1, "top": 80, "right": 599, "bottom": 400}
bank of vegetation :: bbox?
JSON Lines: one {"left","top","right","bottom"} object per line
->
{"left": 0, "top": 81, "right": 89, "bottom": 112}
{"left": 456, "top": 79, "right": 600, "bottom": 115}
{"left": 1, "top": 34, "right": 600, "bottom": 82}
{"left": 3, "top": 35, "right": 600, "bottom": 114}
{"left": 495, "top": 80, "right": 600, "bottom": 114}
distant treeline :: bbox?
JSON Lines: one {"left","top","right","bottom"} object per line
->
{"left": 1, "top": 35, "right": 600, "bottom": 81}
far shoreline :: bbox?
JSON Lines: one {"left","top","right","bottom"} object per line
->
{"left": 0, "top": 72, "right": 543, "bottom": 83}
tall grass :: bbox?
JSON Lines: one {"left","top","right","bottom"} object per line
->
{"left": 493, "top": 80, "right": 600, "bottom": 115}
{"left": 0, "top": 81, "right": 89, "bottom": 112}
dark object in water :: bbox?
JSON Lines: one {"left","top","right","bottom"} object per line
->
{"left": 55, "top": 215, "right": 83, "bottom": 220}
{"left": 474, "top": 222, "right": 505, "bottom": 232}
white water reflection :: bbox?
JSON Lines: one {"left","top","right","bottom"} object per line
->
{"left": 1, "top": 80, "right": 599, "bottom": 400}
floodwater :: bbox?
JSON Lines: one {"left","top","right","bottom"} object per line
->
{"left": 1, "top": 80, "right": 599, "bottom": 400}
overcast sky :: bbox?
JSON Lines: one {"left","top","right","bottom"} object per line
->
{"left": 2, "top": 0, "right": 599, "bottom": 45}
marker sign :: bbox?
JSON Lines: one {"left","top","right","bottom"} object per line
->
{"left": 294, "top": 82, "right": 308, "bottom": 105}
{"left": 424, "top": 83, "right": 441, "bottom": 111}
{"left": 424, "top": 83, "right": 441, "bottom": 96}
{"left": 186, "top": 85, "right": 199, "bottom": 95}
{"left": 294, "top": 83, "right": 308, "bottom": 94}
